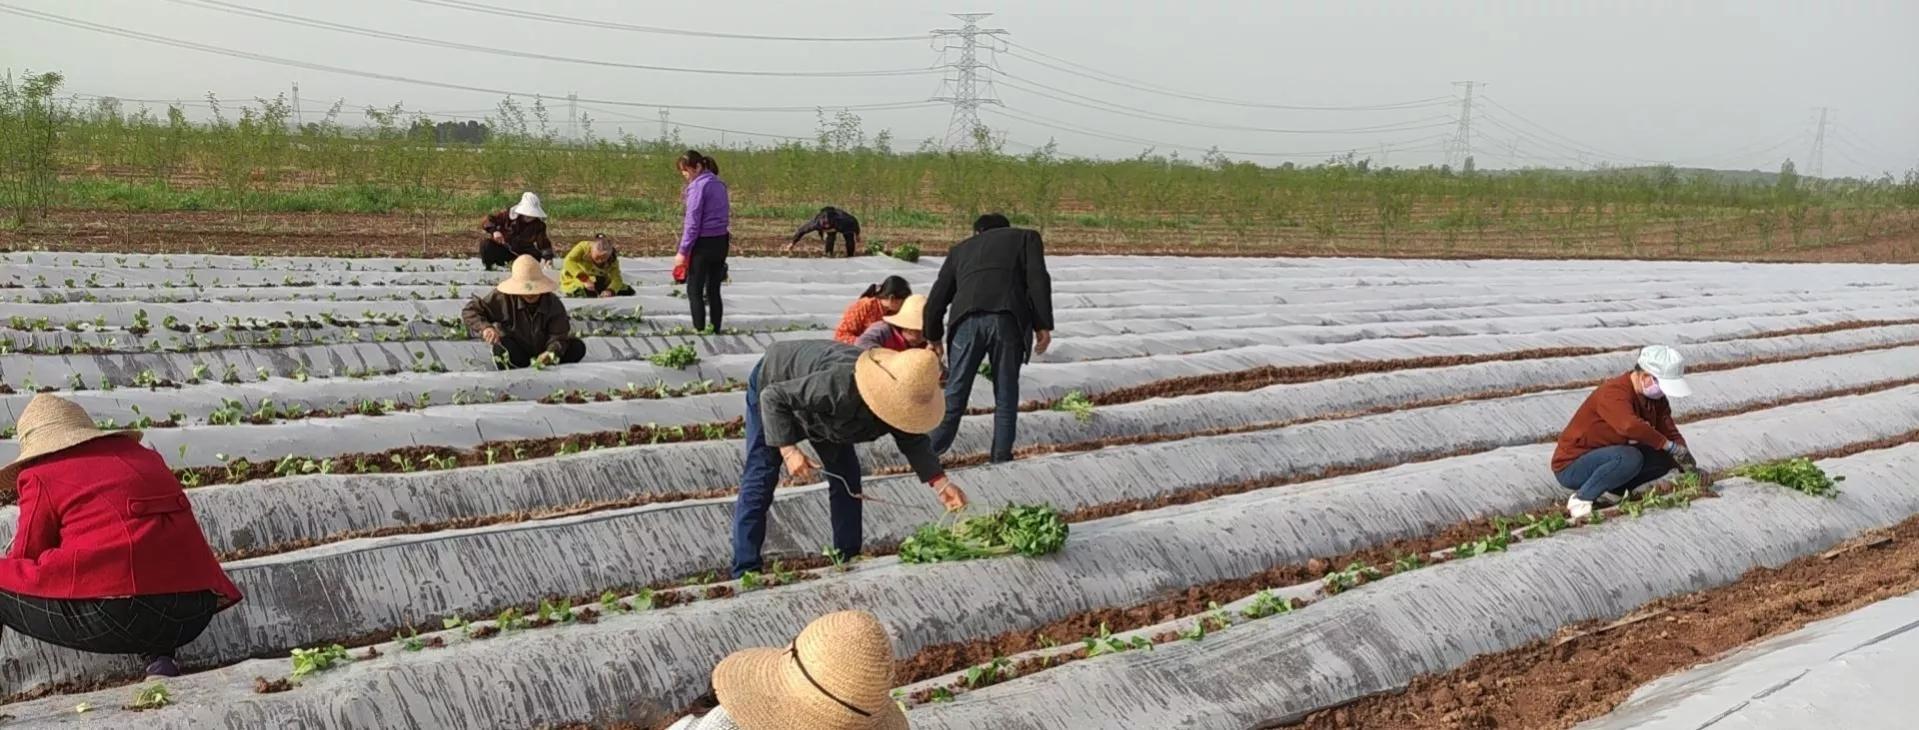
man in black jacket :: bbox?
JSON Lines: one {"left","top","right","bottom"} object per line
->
{"left": 731, "top": 340, "right": 968, "bottom": 578}
{"left": 923, "top": 213, "right": 1055, "bottom": 463}
{"left": 787, "top": 206, "right": 862, "bottom": 257}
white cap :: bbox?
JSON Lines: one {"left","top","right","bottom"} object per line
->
{"left": 510, "top": 191, "right": 547, "bottom": 219}
{"left": 1636, "top": 345, "right": 1692, "bottom": 398}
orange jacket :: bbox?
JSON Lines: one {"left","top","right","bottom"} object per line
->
{"left": 1551, "top": 373, "right": 1685, "bottom": 473}
{"left": 833, "top": 298, "right": 888, "bottom": 345}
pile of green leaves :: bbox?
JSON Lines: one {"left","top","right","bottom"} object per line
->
{"left": 898, "top": 504, "right": 1069, "bottom": 564}
{"left": 1053, "top": 390, "right": 1095, "bottom": 423}
{"left": 289, "top": 643, "right": 351, "bottom": 678}
{"left": 648, "top": 344, "right": 700, "bottom": 370}
{"left": 891, "top": 243, "right": 922, "bottom": 263}
{"left": 1732, "top": 457, "right": 1843, "bottom": 498}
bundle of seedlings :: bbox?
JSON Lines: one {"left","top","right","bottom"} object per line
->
{"left": 898, "top": 504, "right": 1070, "bottom": 564}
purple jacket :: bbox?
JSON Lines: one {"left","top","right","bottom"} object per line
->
{"left": 679, "top": 171, "right": 730, "bottom": 255}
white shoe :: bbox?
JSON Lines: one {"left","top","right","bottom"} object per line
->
{"left": 1566, "top": 496, "right": 1595, "bottom": 521}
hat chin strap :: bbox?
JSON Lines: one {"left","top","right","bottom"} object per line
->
{"left": 787, "top": 644, "right": 872, "bottom": 717}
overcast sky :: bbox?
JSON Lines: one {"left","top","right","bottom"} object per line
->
{"left": 4, "top": 0, "right": 1915, "bottom": 178}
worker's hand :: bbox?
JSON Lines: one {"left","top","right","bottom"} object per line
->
{"left": 534, "top": 351, "right": 559, "bottom": 367}
{"left": 1034, "top": 330, "right": 1053, "bottom": 356}
{"left": 1667, "top": 442, "right": 1696, "bottom": 469}
{"left": 599, "top": 290, "right": 615, "bottom": 299}
{"left": 930, "top": 475, "right": 968, "bottom": 512}
{"left": 491, "top": 231, "right": 505, "bottom": 243}
{"left": 675, "top": 253, "right": 688, "bottom": 268}
{"left": 480, "top": 327, "right": 502, "bottom": 345}
{"left": 780, "top": 445, "right": 820, "bottom": 484}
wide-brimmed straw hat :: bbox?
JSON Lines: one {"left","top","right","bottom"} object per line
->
{"left": 853, "top": 348, "right": 942, "bottom": 434}
{"left": 1, "top": 394, "right": 140, "bottom": 484}
{"left": 711, "top": 611, "right": 907, "bottom": 730}
{"left": 880, "top": 295, "right": 926, "bottom": 332}
{"left": 496, "top": 255, "right": 558, "bottom": 295}
{"left": 510, "top": 191, "right": 547, "bottom": 219}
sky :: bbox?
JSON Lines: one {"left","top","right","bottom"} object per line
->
{"left": 3, "top": 0, "right": 1916, "bottom": 178}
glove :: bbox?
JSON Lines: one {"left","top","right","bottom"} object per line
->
{"left": 1667, "top": 441, "right": 1697, "bottom": 470}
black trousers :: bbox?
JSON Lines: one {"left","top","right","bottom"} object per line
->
{"left": 0, "top": 589, "right": 220, "bottom": 658}
{"left": 687, "top": 234, "right": 730, "bottom": 332}
{"left": 478, "top": 239, "right": 552, "bottom": 270}
{"left": 822, "top": 232, "right": 857, "bottom": 257}
{"left": 493, "top": 337, "right": 587, "bottom": 369}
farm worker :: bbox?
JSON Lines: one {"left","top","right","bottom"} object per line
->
{"left": 1552, "top": 345, "right": 1699, "bottom": 520}
{"left": 788, "top": 206, "right": 864, "bottom": 258}
{"left": 0, "top": 394, "right": 243, "bottom": 679}
{"left": 833, "top": 275, "right": 912, "bottom": 345}
{"left": 560, "top": 234, "right": 634, "bottom": 298}
{"left": 676, "top": 150, "right": 731, "bottom": 333}
{"left": 666, "top": 610, "right": 907, "bottom": 730}
{"left": 732, "top": 341, "right": 967, "bottom": 578}
{"left": 924, "top": 213, "right": 1055, "bottom": 464}
{"left": 463, "top": 255, "right": 588, "bottom": 370}
{"left": 478, "top": 191, "right": 555, "bottom": 270}
{"left": 855, "top": 294, "right": 929, "bottom": 352}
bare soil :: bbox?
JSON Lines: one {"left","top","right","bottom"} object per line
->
{"left": 5, "top": 209, "right": 1917, "bottom": 262}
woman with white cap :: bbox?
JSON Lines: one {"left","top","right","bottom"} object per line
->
{"left": 732, "top": 341, "right": 967, "bottom": 579}
{"left": 0, "top": 395, "right": 242, "bottom": 678}
{"left": 1550, "top": 344, "right": 1699, "bottom": 520}
{"left": 478, "top": 191, "right": 555, "bottom": 270}
{"left": 667, "top": 610, "right": 906, "bottom": 730}
{"left": 462, "top": 255, "right": 587, "bottom": 369}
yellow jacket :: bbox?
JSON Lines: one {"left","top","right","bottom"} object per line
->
{"left": 560, "top": 240, "right": 626, "bottom": 295}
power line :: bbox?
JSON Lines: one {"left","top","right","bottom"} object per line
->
{"left": 1475, "top": 95, "right": 1673, "bottom": 166}
{"left": 407, "top": 0, "right": 930, "bottom": 42}
{"left": 0, "top": 4, "right": 936, "bottom": 114}
{"left": 161, "top": 0, "right": 937, "bottom": 78}
{"left": 999, "top": 40, "right": 1452, "bottom": 112}
{"left": 994, "top": 74, "right": 1457, "bottom": 135}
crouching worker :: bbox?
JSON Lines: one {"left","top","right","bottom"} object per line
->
{"left": 0, "top": 395, "right": 243, "bottom": 678}
{"left": 855, "top": 294, "right": 929, "bottom": 352}
{"left": 463, "top": 255, "right": 587, "bottom": 370}
{"left": 561, "top": 234, "right": 634, "bottom": 298}
{"left": 732, "top": 341, "right": 967, "bottom": 578}
{"left": 478, "top": 191, "right": 555, "bottom": 269}
{"left": 668, "top": 610, "right": 906, "bottom": 730}
{"left": 1552, "top": 345, "right": 1699, "bottom": 520}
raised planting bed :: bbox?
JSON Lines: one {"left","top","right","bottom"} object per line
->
{"left": 903, "top": 444, "right": 1919, "bottom": 729}
{"left": 8, "top": 421, "right": 1919, "bottom": 727}
{"left": 2, "top": 362, "right": 1917, "bottom": 700}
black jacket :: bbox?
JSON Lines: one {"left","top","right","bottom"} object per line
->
{"left": 792, "top": 208, "right": 861, "bottom": 244}
{"left": 461, "top": 291, "right": 572, "bottom": 356}
{"left": 757, "top": 340, "right": 944, "bottom": 483}
{"left": 923, "top": 226, "right": 1054, "bottom": 346}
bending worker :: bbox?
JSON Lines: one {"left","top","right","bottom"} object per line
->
{"left": 463, "top": 255, "right": 587, "bottom": 369}
{"left": 478, "top": 191, "right": 555, "bottom": 269}
{"left": 667, "top": 610, "right": 905, "bottom": 730}
{"left": 789, "top": 206, "right": 862, "bottom": 258}
{"left": 560, "top": 234, "right": 634, "bottom": 298}
{"left": 1551, "top": 345, "right": 1699, "bottom": 520}
{"left": 732, "top": 341, "right": 967, "bottom": 578}
{"left": 0, "top": 395, "right": 243, "bottom": 678}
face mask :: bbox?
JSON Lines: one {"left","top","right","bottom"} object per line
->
{"left": 1642, "top": 380, "right": 1665, "bottom": 400}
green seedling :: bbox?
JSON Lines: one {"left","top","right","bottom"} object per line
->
{"left": 1240, "top": 589, "right": 1295, "bottom": 619}
{"left": 739, "top": 572, "right": 763, "bottom": 592}
{"left": 1053, "top": 390, "right": 1095, "bottom": 423}
{"left": 289, "top": 644, "right": 351, "bottom": 678}
{"left": 1321, "top": 561, "right": 1385, "bottom": 595}
{"left": 129, "top": 682, "right": 172, "bottom": 710}
{"left": 1392, "top": 552, "right": 1426, "bottom": 574}
{"left": 822, "top": 546, "right": 850, "bottom": 571}
{"left": 961, "top": 656, "right": 1011, "bottom": 689}
{"left": 1082, "top": 622, "right": 1153, "bottom": 657}
{"left": 1520, "top": 512, "right": 1570, "bottom": 538}
{"left": 599, "top": 590, "right": 629, "bottom": 614}
{"left": 648, "top": 344, "right": 701, "bottom": 370}
{"left": 495, "top": 607, "right": 529, "bottom": 632}
{"left": 1732, "top": 457, "right": 1843, "bottom": 498}
{"left": 897, "top": 504, "right": 1070, "bottom": 564}
{"left": 398, "top": 627, "right": 425, "bottom": 652}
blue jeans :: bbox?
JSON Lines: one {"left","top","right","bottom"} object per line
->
{"left": 731, "top": 360, "right": 865, "bottom": 578}
{"left": 931, "top": 313, "right": 1026, "bottom": 463}
{"left": 1555, "top": 445, "right": 1675, "bottom": 502}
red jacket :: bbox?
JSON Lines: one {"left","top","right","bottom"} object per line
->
{"left": 1551, "top": 374, "right": 1686, "bottom": 473}
{"left": 2, "top": 437, "right": 242, "bottom": 605}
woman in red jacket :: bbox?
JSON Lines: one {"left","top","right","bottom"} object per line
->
{"left": 0, "top": 395, "right": 242, "bottom": 678}
{"left": 833, "top": 276, "right": 912, "bottom": 345}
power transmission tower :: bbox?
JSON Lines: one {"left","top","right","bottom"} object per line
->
{"left": 658, "top": 109, "right": 670, "bottom": 143}
{"left": 1445, "top": 81, "right": 1480, "bottom": 170}
{"left": 931, "top": 12, "right": 1006, "bottom": 151}
{"left": 290, "top": 82, "right": 302, "bottom": 131}
{"left": 567, "top": 92, "right": 579, "bottom": 141}
{"left": 1809, "top": 107, "right": 1830, "bottom": 178}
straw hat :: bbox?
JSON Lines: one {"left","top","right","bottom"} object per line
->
{"left": 853, "top": 348, "right": 942, "bottom": 434}
{"left": 711, "top": 611, "right": 906, "bottom": 730}
{"left": 880, "top": 295, "right": 926, "bottom": 331}
{"left": 510, "top": 191, "right": 547, "bottom": 219}
{"left": 496, "top": 255, "right": 558, "bottom": 295}
{"left": 1, "top": 394, "right": 140, "bottom": 484}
